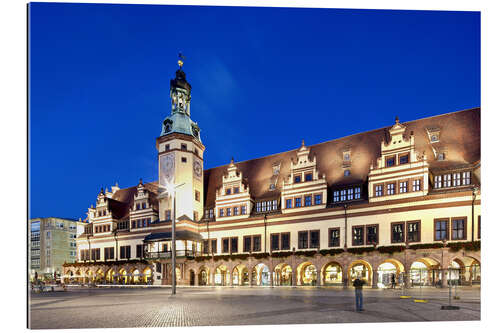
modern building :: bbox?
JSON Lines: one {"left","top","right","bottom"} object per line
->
{"left": 63, "top": 63, "right": 481, "bottom": 288}
{"left": 29, "top": 217, "right": 86, "bottom": 280}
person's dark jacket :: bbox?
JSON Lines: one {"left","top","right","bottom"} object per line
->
{"left": 353, "top": 278, "right": 366, "bottom": 290}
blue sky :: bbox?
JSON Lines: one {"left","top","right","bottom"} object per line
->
{"left": 28, "top": 3, "right": 480, "bottom": 220}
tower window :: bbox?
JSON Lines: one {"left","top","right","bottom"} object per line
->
{"left": 181, "top": 143, "right": 187, "bottom": 151}
{"left": 181, "top": 157, "right": 187, "bottom": 163}
{"left": 195, "top": 190, "right": 200, "bottom": 202}
{"left": 164, "top": 144, "right": 170, "bottom": 151}
{"left": 437, "top": 153, "right": 445, "bottom": 161}
{"left": 344, "top": 170, "right": 351, "bottom": 177}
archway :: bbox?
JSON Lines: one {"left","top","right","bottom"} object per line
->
{"left": 75, "top": 270, "right": 82, "bottom": 284}
{"left": 105, "top": 269, "right": 116, "bottom": 284}
{"left": 448, "top": 259, "right": 465, "bottom": 286}
{"left": 274, "top": 263, "right": 292, "bottom": 286}
{"left": 215, "top": 265, "right": 229, "bottom": 286}
{"left": 119, "top": 268, "right": 128, "bottom": 284}
{"left": 470, "top": 259, "right": 481, "bottom": 284}
{"left": 86, "top": 270, "right": 94, "bottom": 283}
{"left": 251, "top": 263, "right": 270, "bottom": 286}
{"left": 322, "top": 261, "right": 343, "bottom": 286}
{"left": 297, "top": 262, "right": 317, "bottom": 286}
{"left": 132, "top": 268, "right": 141, "bottom": 284}
{"left": 95, "top": 269, "right": 104, "bottom": 284}
{"left": 409, "top": 257, "right": 441, "bottom": 287}
{"left": 198, "top": 266, "right": 209, "bottom": 286}
{"left": 377, "top": 259, "right": 404, "bottom": 288}
{"left": 348, "top": 260, "right": 372, "bottom": 286}
{"left": 143, "top": 267, "right": 152, "bottom": 284}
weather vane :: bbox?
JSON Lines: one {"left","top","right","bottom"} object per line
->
{"left": 178, "top": 52, "right": 186, "bottom": 68}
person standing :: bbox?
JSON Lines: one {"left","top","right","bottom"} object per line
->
{"left": 391, "top": 273, "right": 396, "bottom": 289}
{"left": 353, "top": 276, "right": 366, "bottom": 311}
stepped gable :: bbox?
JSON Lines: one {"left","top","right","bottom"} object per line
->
{"left": 202, "top": 108, "right": 480, "bottom": 208}
{"left": 107, "top": 181, "right": 160, "bottom": 219}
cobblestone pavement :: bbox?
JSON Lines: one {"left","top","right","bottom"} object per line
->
{"left": 28, "top": 286, "right": 480, "bottom": 329}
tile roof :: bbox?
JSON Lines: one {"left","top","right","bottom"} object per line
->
{"left": 202, "top": 107, "right": 480, "bottom": 207}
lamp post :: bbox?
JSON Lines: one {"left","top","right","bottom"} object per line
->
{"left": 165, "top": 182, "right": 185, "bottom": 295}
{"left": 471, "top": 186, "right": 478, "bottom": 242}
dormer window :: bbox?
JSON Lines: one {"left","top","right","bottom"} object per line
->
{"left": 386, "top": 156, "right": 395, "bottom": 167}
{"left": 305, "top": 173, "right": 313, "bottom": 182}
{"left": 343, "top": 152, "right": 350, "bottom": 161}
{"left": 437, "top": 153, "right": 445, "bottom": 161}
{"left": 136, "top": 203, "right": 140, "bottom": 210}
{"left": 399, "top": 154, "right": 409, "bottom": 165}
{"left": 233, "top": 187, "right": 240, "bottom": 194}
{"left": 142, "top": 202, "right": 147, "bottom": 209}
{"left": 431, "top": 135, "right": 439, "bottom": 142}
{"left": 269, "top": 184, "right": 276, "bottom": 190}
{"left": 294, "top": 175, "right": 301, "bottom": 183}
{"left": 344, "top": 169, "right": 351, "bottom": 177}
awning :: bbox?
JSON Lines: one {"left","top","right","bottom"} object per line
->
{"left": 143, "top": 230, "right": 203, "bottom": 243}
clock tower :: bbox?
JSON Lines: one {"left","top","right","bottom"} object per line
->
{"left": 156, "top": 58, "right": 205, "bottom": 222}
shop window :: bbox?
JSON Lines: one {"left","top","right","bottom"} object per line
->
{"left": 352, "top": 227, "right": 364, "bottom": 246}
{"left": 434, "top": 219, "right": 449, "bottom": 241}
{"left": 452, "top": 218, "right": 466, "bottom": 240}
{"left": 391, "top": 223, "right": 404, "bottom": 243}
{"left": 298, "top": 231, "right": 309, "bottom": 249}
{"left": 328, "top": 228, "right": 340, "bottom": 247}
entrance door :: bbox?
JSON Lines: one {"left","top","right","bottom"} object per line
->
{"left": 189, "top": 270, "right": 195, "bottom": 286}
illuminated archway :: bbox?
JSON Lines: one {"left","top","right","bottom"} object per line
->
{"left": 297, "top": 262, "right": 317, "bottom": 286}
{"left": 251, "top": 263, "right": 270, "bottom": 286}
{"left": 377, "top": 259, "right": 404, "bottom": 288}
{"left": 232, "top": 264, "right": 248, "bottom": 286}
{"left": 410, "top": 257, "right": 441, "bottom": 287}
{"left": 274, "top": 263, "right": 292, "bottom": 286}
{"left": 86, "top": 270, "right": 94, "bottom": 283}
{"left": 348, "top": 260, "right": 372, "bottom": 285}
{"left": 448, "top": 259, "right": 466, "bottom": 285}
{"left": 95, "top": 269, "right": 104, "bottom": 283}
{"left": 75, "top": 269, "right": 83, "bottom": 284}
{"left": 105, "top": 269, "right": 115, "bottom": 283}
{"left": 215, "top": 265, "right": 229, "bottom": 286}
{"left": 143, "top": 267, "right": 152, "bottom": 284}
{"left": 470, "top": 259, "right": 481, "bottom": 283}
{"left": 119, "top": 268, "right": 128, "bottom": 284}
{"left": 322, "top": 262, "right": 343, "bottom": 286}
{"left": 132, "top": 268, "right": 141, "bottom": 284}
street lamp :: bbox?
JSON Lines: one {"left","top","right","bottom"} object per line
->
{"left": 165, "top": 181, "right": 185, "bottom": 295}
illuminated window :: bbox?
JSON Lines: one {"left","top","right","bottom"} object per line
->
{"left": 354, "top": 187, "right": 361, "bottom": 199}
{"left": 375, "top": 185, "right": 383, "bottom": 197}
{"left": 387, "top": 183, "right": 395, "bottom": 195}
{"left": 399, "top": 181, "right": 408, "bottom": 193}
{"left": 352, "top": 227, "right": 364, "bottom": 246}
{"left": 407, "top": 221, "right": 420, "bottom": 242}
{"left": 366, "top": 225, "right": 378, "bottom": 244}
{"left": 347, "top": 188, "right": 354, "bottom": 200}
{"left": 391, "top": 223, "right": 404, "bottom": 243}
{"left": 333, "top": 191, "right": 340, "bottom": 202}
{"left": 463, "top": 171, "right": 471, "bottom": 185}
{"left": 314, "top": 194, "right": 322, "bottom": 205}
{"left": 340, "top": 190, "right": 346, "bottom": 201}
{"left": 328, "top": 228, "right": 340, "bottom": 247}
{"left": 412, "top": 179, "right": 421, "bottom": 191}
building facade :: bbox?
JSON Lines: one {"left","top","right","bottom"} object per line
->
{"left": 29, "top": 217, "right": 85, "bottom": 280}
{"left": 64, "top": 64, "right": 481, "bottom": 288}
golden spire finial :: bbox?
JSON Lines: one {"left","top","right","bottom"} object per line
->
{"left": 178, "top": 52, "right": 185, "bottom": 68}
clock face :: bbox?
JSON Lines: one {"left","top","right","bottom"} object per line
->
{"left": 159, "top": 154, "right": 175, "bottom": 187}
{"left": 193, "top": 160, "right": 202, "bottom": 179}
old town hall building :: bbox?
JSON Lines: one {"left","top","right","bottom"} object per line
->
{"left": 64, "top": 63, "right": 481, "bottom": 289}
